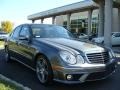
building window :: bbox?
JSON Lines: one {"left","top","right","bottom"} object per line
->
{"left": 63, "top": 17, "right": 98, "bottom": 35}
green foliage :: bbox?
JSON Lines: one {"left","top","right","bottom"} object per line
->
{"left": 0, "top": 79, "right": 23, "bottom": 90}
{"left": 1, "top": 21, "right": 13, "bottom": 33}
{"left": 0, "top": 83, "right": 15, "bottom": 90}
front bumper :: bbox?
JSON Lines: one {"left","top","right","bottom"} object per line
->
{"left": 53, "top": 60, "right": 117, "bottom": 84}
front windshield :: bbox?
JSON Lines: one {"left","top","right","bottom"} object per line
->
{"left": 31, "top": 25, "right": 74, "bottom": 38}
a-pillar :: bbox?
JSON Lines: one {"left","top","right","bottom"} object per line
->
{"left": 41, "top": 18, "right": 44, "bottom": 24}
{"left": 118, "top": 8, "right": 120, "bottom": 32}
{"left": 104, "top": 0, "right": 113, "bottom": 47}
{"left": 67, "top": 13, "right": 71, "bottom": 31}
{"left": 88, "top": 9, "right": 93, "bottom": 36}
{"left": 52, "top": 16, "right": 56, "bottom": 24}
{"left": 98, "top": 1, "right": 104, "bottom": 37}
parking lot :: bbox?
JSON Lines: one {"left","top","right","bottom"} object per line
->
{"left": 0, "top": 48, "right": 120, "bottom": 90}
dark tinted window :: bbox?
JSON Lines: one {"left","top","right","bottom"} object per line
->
{"left": 11, "top": 26, "right": 21, "bottom": 39}
{"left": 19, "top": 26, "right": 30, "bottom": 37}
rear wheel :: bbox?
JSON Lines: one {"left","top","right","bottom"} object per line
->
{"left": 36, "top": 55, "right": 53, "bottom": 85}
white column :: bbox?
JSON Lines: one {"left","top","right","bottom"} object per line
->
{"left": 104, "top": 0, "right": 113, "bottom": 47}
{"left": 98, "top": 1, "right": 104, "bottom": 37}
{"left": 52, "top": 16, "right": 56, "bottom": 24}
{"left": 67, "top": 13, "right": 71, "bottom": 30}
{"left": 88, "top": 9, "right": 93, "bottom": 36}
{"left": 41, "top": 18, "right": 44, "bottom": 24}
{"left": 32, "top": 20, "right": 35, "bottom": 23}
{"left": 118, "top": 8, "right": 120, "bottom": 32}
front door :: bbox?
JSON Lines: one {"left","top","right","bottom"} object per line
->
{"left": 18, "top": 25, "right": 34, "bottom": 66}
{"left": 8, "top": 26, "right": 22, "bottom": 59}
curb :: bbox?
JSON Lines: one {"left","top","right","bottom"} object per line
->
{"left": 0, "top": 74, "right": 31, "bottom": 90}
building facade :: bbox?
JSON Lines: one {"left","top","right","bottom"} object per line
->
{"left": 56, "top": 8, "right": 119, "bottom": 35}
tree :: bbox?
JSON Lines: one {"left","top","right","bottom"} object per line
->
{"left": 1, "top": 21, "right": 13, "bottom": 33}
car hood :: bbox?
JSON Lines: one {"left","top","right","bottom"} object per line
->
{"left": 36, "top": 38, "right": 105, "bottom": 54}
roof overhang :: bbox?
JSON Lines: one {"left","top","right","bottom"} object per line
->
{"left": 28, "top": 0, "right": 120, "bottom": 21}
{"left": 28, "top": 0, "right": 98, "bottom": 20}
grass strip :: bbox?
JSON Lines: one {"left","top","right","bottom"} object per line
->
{"left": 0, "top": 74, "right": 31, "bottom": 90}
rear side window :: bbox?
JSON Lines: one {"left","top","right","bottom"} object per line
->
{"left": 11, "top": 26, "right": 21, "bottom": 39}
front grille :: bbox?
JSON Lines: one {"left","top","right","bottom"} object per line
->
{"left": 86, "top": 52, "right": 109, "bottom": 64}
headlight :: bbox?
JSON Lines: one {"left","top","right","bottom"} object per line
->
{"left": 60, "top": 51, "right": 77, "bottom": 65}
{"left": 109, "top": 49, "right": 115, "bottom": 58}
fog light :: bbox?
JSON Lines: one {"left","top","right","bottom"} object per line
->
{"left": 66, "top": 75, "right": 73, "bottom": 80}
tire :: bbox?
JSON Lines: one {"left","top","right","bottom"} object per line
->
{"left": 36, "top": 55, "right": 53, "bottom": 85}
{"left": 4, "top": 47, "right": 11, "bottom": 62}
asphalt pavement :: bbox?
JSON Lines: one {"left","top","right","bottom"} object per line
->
{"left": 0, "top": 49, "right": 120, "bottom": 90}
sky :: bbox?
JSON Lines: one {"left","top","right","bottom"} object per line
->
{"left": 0, "top": 0, "right": 84, "bottom": 27}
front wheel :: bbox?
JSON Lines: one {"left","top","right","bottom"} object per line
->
{"left": 36, "top": 55, "right": 53, "bottom": 85}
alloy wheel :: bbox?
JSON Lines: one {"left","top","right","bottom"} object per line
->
{"left": 36, "top": 58, "right": 49, "bottom": 83}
